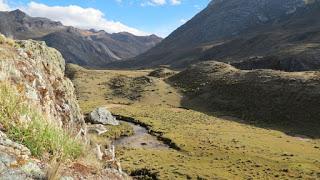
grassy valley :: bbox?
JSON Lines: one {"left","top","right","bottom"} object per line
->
{"left": 2, "top": 1, "right": 320, "bottom": 179}
{"left": 68, "top": 64, "right": 320, "bottom": 179}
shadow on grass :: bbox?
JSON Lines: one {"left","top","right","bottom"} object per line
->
{"left": 178, "top": 88, "right": 320, "bottom": 139}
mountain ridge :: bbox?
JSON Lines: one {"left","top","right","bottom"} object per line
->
{"left": 0, "top": 9, "right": 162, "bottom": 68}
{"left": 113, "top": 0, "right": 320, "bottom": 71}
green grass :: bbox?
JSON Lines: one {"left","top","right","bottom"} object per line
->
{"left": 103, "top": 122, "right": 134, "bottom": 139}
{"left": 0, "top": 82, "right": 84, "bottom": 159}
{"left": 112, "top": 105, "right": 320, "bottom": 179}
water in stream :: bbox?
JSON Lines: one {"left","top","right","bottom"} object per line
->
{"left": 114, "top": 121, "right": 169, "bottom": 149}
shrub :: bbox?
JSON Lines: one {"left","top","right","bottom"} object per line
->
{"left": 0, "top": 82, "right": 84, "bottom": 160}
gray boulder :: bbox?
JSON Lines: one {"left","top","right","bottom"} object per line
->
{"left": 88, "top": 107, "right": 119, "bottom": 126}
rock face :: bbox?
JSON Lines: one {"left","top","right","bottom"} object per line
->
{"left": 0, "top": 34, "right": 84, "bottom": 129}
{"left": 118, "top": 0, "right": 320, "bottom": 71}
{"left": 0, "top": 10, "right": 162, "bottom": 68}
{"left": 0, "top": 35, "right": 126, "bottom": 179}
{"left": 169, "top": 61, "right": 320, "bottom": 137}
{"left": 88, "top": 107, "right": 119, "bottom": 126}
{"left": 0, "top": 131, "right": 45, "bottom": 179}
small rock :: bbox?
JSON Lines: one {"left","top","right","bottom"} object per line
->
{"left": 21, "top": 162, "right": 45, "bottom": 179}
{"left": 0, "top": 161, "right": 6, "bottom": 173}
{"left": 87, "top": 124, "right": 108, "bottom": 135}
{"left": 60, "top": 176, "right": 74, "bottom": 180}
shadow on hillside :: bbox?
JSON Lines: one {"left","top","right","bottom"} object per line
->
{"left": 180, "top": 96, "right": 320, "bottom": 139}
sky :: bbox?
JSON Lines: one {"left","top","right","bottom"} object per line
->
{"left": 0, "top": 0, "right": 211, "bottom": 37}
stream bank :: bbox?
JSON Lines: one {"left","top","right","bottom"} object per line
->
{"left": 114, "top": 121, "right": 169, "bottom": 149}
{"left": 113, "top": 115, "right": 181, "bottom": 151}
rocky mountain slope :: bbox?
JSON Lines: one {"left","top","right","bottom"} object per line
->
{"left": 0, "top": 9, "right": 162, "bottom": 68}
{"left": 169, "top": 61, "right": 320, "bottom": 138}
{"left": 119, "top": 0, "right": 320, "bottom": 71}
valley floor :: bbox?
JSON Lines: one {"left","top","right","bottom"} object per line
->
{"left": 68, "top": 64, "right": 320, "bottom": 179}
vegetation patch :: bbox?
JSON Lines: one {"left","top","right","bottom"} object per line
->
{"left": 0, "top": 34, "right": 15, "bottom": 47}
{"left": 102, "top": 122, "right": 134, "bottom": 139}
{"left": 0, "top": 82, "right": 84, "bottom": 159}
{"left": 148, "top": 68, "right": 176, "bottom": 78}
{"left": 130, "top": 168, "right": 159, "bottom": 180}
{"left": 109, "top": 75, "right": 153, "bottom": 101}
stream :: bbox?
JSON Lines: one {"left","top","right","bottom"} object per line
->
{"left": 114, "top": 121, "right": 169, "bottom": 149}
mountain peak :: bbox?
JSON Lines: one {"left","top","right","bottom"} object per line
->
{"left": 9, "top": 9, "right": 27, "bottom": 17}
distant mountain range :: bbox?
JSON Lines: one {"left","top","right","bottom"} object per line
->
{"left": 0, "top": 9, "right": 162, "bottom": 68}
{"left": 116, "top": 0, "right": 320, "bottom": 71}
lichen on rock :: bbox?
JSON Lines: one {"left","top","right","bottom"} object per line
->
{"left": 0, "top": 38, "right": 85, "bottom": 129}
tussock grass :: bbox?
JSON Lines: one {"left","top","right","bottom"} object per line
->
{"left": 0, "top": 34, "right": 15, "bottom": 47}
{"left": 0, "top": 82, "right": 84, "bottom": 160}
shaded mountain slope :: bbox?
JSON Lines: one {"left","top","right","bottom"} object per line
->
{"left": 117, "top": 0, "right": 320, "bottom": 71}
{"left": 0, "top": 9, "right": 162, "bottom": 68}
{"left": 169, "top": 61, "right": 320, "bottom": 137}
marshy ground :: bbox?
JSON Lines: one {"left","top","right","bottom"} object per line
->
{"left": 67, "top": 64, "right": 320, "bottom": 179}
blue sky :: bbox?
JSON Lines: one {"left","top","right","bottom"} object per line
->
{"left": 1, "top": 0, "right": 211, "bottom": 37}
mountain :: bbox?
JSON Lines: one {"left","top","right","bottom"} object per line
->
{"left": 118, "top": 0, "right": 320, "bottom": 71}
{"left": 0, "top": 9, "right": 162, "bottom": 68}
{"left": 0, "top": 9, "right": 65, "bottom": 39}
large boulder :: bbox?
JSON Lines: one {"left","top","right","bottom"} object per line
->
{"left": 88, "top": 107, "right": 119, "bottom": 126}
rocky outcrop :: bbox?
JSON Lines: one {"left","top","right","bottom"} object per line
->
{"left": 87, "top": 107, "right": 119, "bottom": 126}
{"left": 169, "top": 61, "right": 320, "bottom": 137}
{"left": 0, "top": 35, "right": 128, "bottom": 179}
{"left": 0, "top": 36, "right": 84, "bottom": 129}
{"left": 0, "top": 131, "right": 45, "bottom": 179}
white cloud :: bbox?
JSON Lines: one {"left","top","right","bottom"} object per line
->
{"left": 0, "top": 0, "right": 10, "bottom": 11}
{"left": 180, "top": 19, "right": 187, "bottom": 23}
{"left": 151, "top": 0, "right": 166, "bottom": 5}
{"left": 170, "top": 0, "right": 182, "bottom": 5}
{"left": 22, "top": 2, "right": 148, "bottom": 36}
{"left": 141, "top": 0, "right": 182, "bottom": 6}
